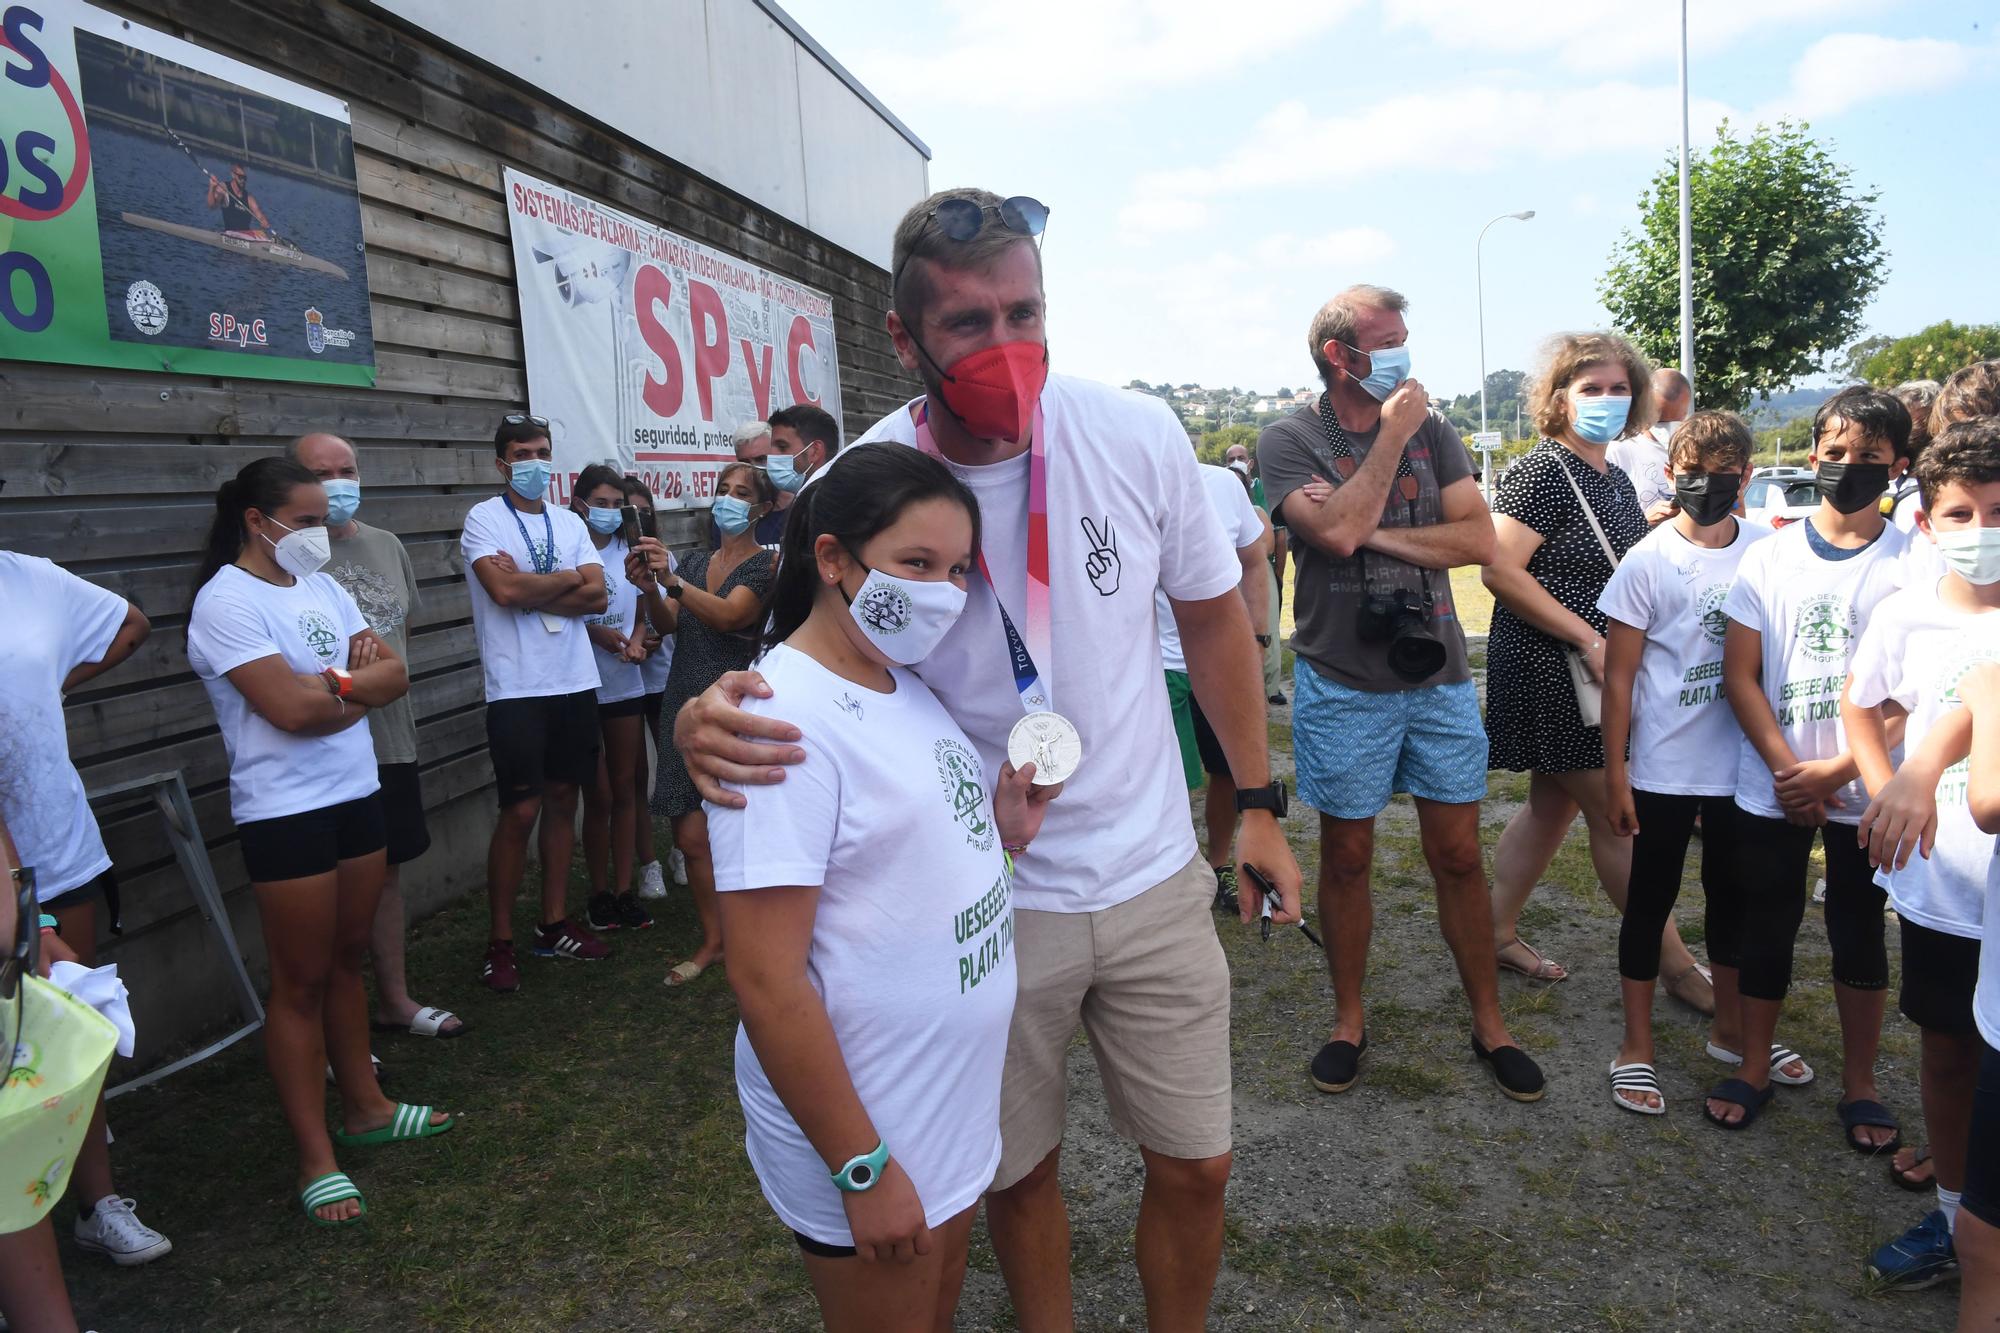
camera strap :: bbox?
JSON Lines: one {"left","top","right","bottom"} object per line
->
{"left": 1313, "top": 391, "right": 1429, "bottom": 602}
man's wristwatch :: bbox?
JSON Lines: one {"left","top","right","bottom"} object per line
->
{"left": 1235, "top": 780, "right": 1288, "bottom": 818}
{"left": 666, "top": 579, "right": 684, "bottom": 600}
{"left": 321, "top": 667, "right": 354, "bottom": 698}
{"left": 830, "top": 1140, "right": 889, "bottom": 1193}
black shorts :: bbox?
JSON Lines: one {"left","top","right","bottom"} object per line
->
{"left": 377, "top": 763, "right": 432, "bottom": 867}
{"left": 486, "top": 690, "right": 601, "bottom": 806}
{"left": 1898, "top": 919, "right": 1982, "bottom": 1036}
{"left": 42, "top": 877, "right": 105, "bottom": 913}
{"left": 1189, "top": 694, "right": 1229, "bottom": 778}
{"left": 597, "top": 695, "right": 648, "bottom": 720}
{"left": 238, "top": 794, "right": 387, "bottom": 883}
{"left": 792, "top": 1229, "right": 857, "bottom": 1259}
{"left": 1966, "top": 1038, "right": 2000, "bottom": 1229}
{"left": 642, "top": 690, "right": 665, "bottom": 730}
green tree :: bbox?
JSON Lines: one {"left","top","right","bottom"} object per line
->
{"left": 1193, "top": 423, "right": 1258, "bottom": 466}
{"left": 1600, "top": 120, "right": 1886, "bottom": 413}
{"left": 1857, "top": 320, "right": 2000, "bottom": 385}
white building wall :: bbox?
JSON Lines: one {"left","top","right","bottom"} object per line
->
{"left": 373, "top": 0, "right": 929, "bottom": 269}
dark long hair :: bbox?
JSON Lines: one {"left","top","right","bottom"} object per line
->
{"left": 571, "top": 462, "right": 626, "bottom": 513}
{"left": 195, "top": 456, "right": 319, "bottom": 590}
{"left": 763, "top": 443, "right": 980, "bottom": 652}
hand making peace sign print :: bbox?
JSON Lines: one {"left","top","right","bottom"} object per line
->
{"left": 1081, "top": 516, "right": 1121, "bottom": 597}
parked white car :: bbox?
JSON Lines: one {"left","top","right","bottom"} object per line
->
{"left": 1743, "top": 473, "right": 1819, "bottom": 528}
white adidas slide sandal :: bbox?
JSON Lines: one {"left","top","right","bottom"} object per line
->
{"left": 1706, "top": 1040, "right": 1814, "bottom": 1086}
{"left": 1609, "top": 1060, "right": 1667, "bottom": 1115}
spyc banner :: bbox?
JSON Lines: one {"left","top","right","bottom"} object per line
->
{"left": 503, "top": 167, "right": 841, "bottom": 509}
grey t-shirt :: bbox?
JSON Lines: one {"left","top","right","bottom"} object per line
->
{"left": 1257, "top": 404, "right": 1475, "bottom": 693}
{"left": 325, "top": 520, "right": 422, "bottom": 765}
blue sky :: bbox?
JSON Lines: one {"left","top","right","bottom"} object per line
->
{"left": 782, "top": 0, "right": 1998, "bottom": 405}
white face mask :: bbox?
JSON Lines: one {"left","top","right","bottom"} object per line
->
{"left": 262, "top": 516, "right": 331, "bottom": 580}
{"left": 1935, "top": 527, "right": 2000, "bottom": 586}
{"left": 845, "top": 565, "right": 966, "bottom": 665}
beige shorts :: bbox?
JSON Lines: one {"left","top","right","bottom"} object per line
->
{"left": 992, "top": 853, "right": 1233, "bottom": 1190}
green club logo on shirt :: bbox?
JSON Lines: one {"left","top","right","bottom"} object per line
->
{"left": 297, "top": 610, "right": 340, "bottom": 664}
{"left": 1696, "top": 583, "right": 1732, "bottom": 647}
{"left": 935, "top": 738, "right": 995, "bottom": 851}
{"left": 1795, "top": 594, "right": 1854, "bottom": 663}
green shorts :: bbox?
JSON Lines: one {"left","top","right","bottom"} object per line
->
{"left": 1165, "top": 670, "right": 1201, "bottom": 791}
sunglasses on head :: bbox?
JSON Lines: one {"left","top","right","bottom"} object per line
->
{"left": 502, "top": 413, "right": 550, "bottom": 429}
{"left": 892, "top": 196, "right": 1050, "bottom": 297}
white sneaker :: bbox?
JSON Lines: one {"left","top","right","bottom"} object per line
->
{"left": 670, "top": 848, "right": 688, "bottom": 886}
{"left": 74, "top": 1195, "right": 172, "bottom": 1266}
{"left": 636, "top": 860, "right": 668, "bottom": 900}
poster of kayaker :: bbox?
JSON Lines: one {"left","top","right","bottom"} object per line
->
{"left": 0, "top": 1, "right": 373, "bottom": 385}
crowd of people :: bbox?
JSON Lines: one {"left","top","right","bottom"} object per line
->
{"left": 3, "top": 184, "right": 1999, "bottom": 1333}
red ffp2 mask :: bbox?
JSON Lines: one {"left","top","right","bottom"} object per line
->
{"left": 936, "top": 340, "right": 1049, "bottom": 442}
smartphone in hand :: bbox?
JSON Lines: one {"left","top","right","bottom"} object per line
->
{"left": 620, "top": 505, "right": 642, "bottom": 545}
{"left": 638, "top": 507, "right": 657, "bottom": 541}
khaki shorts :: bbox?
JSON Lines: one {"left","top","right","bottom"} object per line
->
{"left": 992, "top": 853, "right": 1233, "bottom": 1190}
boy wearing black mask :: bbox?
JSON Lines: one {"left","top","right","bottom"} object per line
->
{"left": 1602, "top": 411, "right": 1784, "bottom": 1118}
{"left": 1713, "top": 386, "right": 1913, "bottom": 1139}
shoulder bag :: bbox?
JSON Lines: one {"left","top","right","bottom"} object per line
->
{"left": 1552, "top": 454, "right": 1620, "bottom": 729}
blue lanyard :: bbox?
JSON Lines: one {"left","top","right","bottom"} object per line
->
{"left": 502, "top": 493, "right": 556, "bottom": 575}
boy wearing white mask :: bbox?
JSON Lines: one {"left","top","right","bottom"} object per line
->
{"left": 292, "top": 433, "right": 463, "bottom": 1040}
{"left": 461, "top": 414, "right": 609, "bottom": 991}
{"left": 1844, "top": 419, "right": 2000, "bottom": 1289}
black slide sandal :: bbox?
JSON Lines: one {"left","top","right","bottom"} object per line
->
{"left": 1702, "top": 1077, "right": 1774, "bottom": 1130}
{"left": 1837, "top": 1099, "right": 1902, "bottom": 1155}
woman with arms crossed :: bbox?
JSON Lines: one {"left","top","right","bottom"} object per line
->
{"left": 188, "top": 458, "right": 453, "bottom": 1227}
{"left": 706, "top": 445, "right": 1055, "bottom": 1331}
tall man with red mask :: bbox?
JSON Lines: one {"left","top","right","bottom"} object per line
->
{"left": 675, "top": 188, "right": 1303, "bottom": 1331}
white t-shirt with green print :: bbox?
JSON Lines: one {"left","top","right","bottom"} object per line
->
{"left": 706, "top": 642, "right": 1016, "bottom": 1246}
{"left": 188, "top": 564, "right": 379, "bottom": 824}
{"left": 1722, "top": 517, "right": 1909, "bottom": 823}
{"left": 1598, "top": 516, "right": 1773, "bottom": 796}
{"left": 1848, "top": 577, "right": 2000, "bottom": 939}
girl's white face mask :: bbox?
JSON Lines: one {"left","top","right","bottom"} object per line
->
{"left": 262, "top": 516, "right": 331, "bottom": 579}
{"left": 845, "top": 565, "right": 967, "bottom": 665}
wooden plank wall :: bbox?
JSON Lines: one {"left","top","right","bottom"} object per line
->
{"left": 1, "top": 0, "right": 919, "bottom": 1062}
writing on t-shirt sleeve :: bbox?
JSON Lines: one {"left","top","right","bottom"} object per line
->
{"left": 709, "top": 731, "right": 841, "bottom": 891}
{"left": 1596, "top": 549, "right": 1652, "bottom": 630}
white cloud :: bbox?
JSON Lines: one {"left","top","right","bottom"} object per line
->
{"left": 838, "top": 0, "right": 1362, "bottom": 110}
{"left": 1120, "top": 82, "right": 1735, "bottom": 232}
{"left": 1382, "top": 0, "right": 1881, "bottom": 73}
{"left": 1753, "top": 33, "right": 1990, "bottom": 121}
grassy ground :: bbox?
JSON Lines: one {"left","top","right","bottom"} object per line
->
{"left": 63, "top": 578, "right": 1944, "bottom": 1330}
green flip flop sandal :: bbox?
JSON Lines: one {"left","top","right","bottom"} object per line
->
{"left": 333, "top": 1102, "right": 456, "bottom": 1147}
{"left": 300, "top": 1171, "right": 366, "bottom": 1227}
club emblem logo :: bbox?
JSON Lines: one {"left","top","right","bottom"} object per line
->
{"left": 125, "top": 280, "right": 168, "bottom": 335}
{"left": 934, "top": 739, "right": 994, "bottom": 851}
{"left": 297, "top": 610, "right": 340, "bottom": 663}
{"left": 856, "top": 582, "right": 913, "bottom": 635}
{"left": 304, "top": 306, "right": 326, "bottom": 354}
{"left": 1796, "top": 593, "right": 1853, "bottom": 663}
{"left": 1696, "top": 583, "right": 1732, "bottom": 646}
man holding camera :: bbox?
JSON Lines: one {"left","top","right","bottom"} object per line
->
{"left": 1257, "top": 285, "right": 1541, "bottom": 1101}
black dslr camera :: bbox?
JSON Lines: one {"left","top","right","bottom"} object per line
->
{"left": 1356, "top": 584, "right": 1446, "bottom": 683}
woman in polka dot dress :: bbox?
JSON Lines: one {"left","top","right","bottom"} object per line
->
{"left": 1481, "top": 333, "right": 1713, "bottom": 1013}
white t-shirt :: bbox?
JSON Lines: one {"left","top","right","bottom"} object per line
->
{"left": 460, "top": 495, "right": 601, "bottom": 702}
{"left": 1157, "top": 464, "right": 1262, "bottom": 673}
{"left": 187, "top": 565, "right": 380, "bottom": 824}
{"left": 856, "top": 374, "right": 1241, "bottom": 913}
{"left": 707, "top": 643, "right": 1015, "bottom": 1245}
{"left": 639, "top": 549, "right": 676, "bottom": 695}
{"left": 1607, "top": 425, "right": 1674, "bottom": 514}
{"left": 1722, "top": 518, "right": 1910, "bottom": 822}
{"left": 1847, "top": 579, "right": 2000, "bottom": 938}
{"left": 0, "top": 554, "right": 129, "bottom": 901}
{"left": 1598, "top": 517, "right": 1773, "bottom": 795}
{"left": 582, "top": 534, "right": 646, "bottom": 704}
{"left": 1888, "top": 478, "right": 1924, "bottom": 534}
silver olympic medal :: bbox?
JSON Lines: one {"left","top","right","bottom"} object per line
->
{"left": 1008, "top": 710, "right": 1083, "bottom": 787}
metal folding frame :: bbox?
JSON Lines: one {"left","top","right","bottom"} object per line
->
{"left": 84, "top": 771, "right": 265, "bottom": 1098}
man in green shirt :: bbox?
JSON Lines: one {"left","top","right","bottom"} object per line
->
{"left": 292, "top": 434, "right": 465, "bottom": 1040}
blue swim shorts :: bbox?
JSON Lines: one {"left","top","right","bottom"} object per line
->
{"left": 1291, "top": 662, "right": 1487, "bottom": 819}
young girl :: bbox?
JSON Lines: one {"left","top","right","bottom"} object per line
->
{"left": 706, "top": 444, "right": 1054, "bottom": 1332}
{"left": 621, "top": 476, "right": 683, "bottom": 900}
{"left": 571, "top": 464, "right": 655, "bottom": 933}
{"left": 640, "top": 462, "right": 779, "bottom": 986}
{"left": 187, "top": 458, "right": 453, "bottom": 1226}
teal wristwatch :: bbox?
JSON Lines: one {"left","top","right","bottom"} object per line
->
{"left": 830, "top": 1141, "right": 889, "bottom": 1193}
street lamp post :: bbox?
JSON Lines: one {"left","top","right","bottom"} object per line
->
{"left": 1678, "top": 0, "right": 1695, "bottom": 402}
{"left": 1477, "top": 209, "right": 1536, "bottom": 436}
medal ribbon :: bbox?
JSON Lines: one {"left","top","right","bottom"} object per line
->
{"left": 912, "top": 399, "right": 1052, "bottom": 715}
